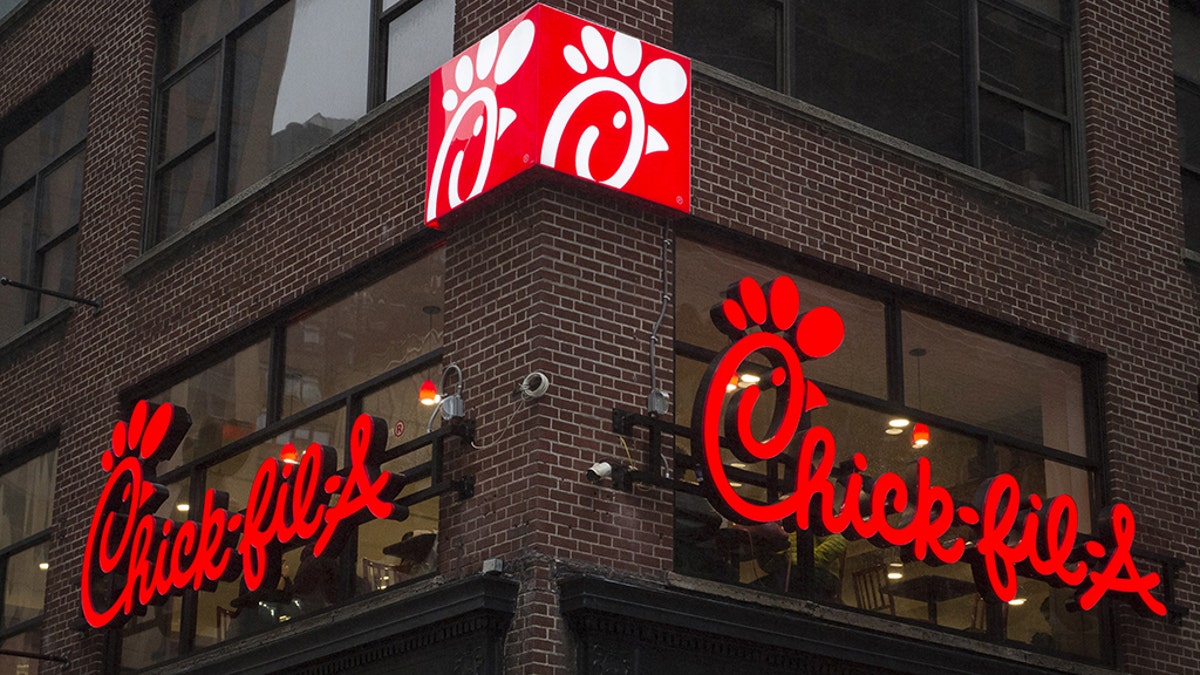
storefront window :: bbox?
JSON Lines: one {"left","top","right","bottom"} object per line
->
{"left": 0, "top": 437, "right": 55, "bottom": 673}
{"left": 149, "top": 0, "right": 455, "bottom": 244}
{"left": 674, "top": 0, "right": 1078, "bottom": 203}
{"left": 673, "top": 239, "right": 1103, "bottom": 660}
{"left": 119, "top": 250, "right": 445, "bottom": 669}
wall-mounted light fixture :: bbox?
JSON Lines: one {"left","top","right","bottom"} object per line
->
{"left": 419, "top": 378, "right": 441, "bottom": 406}
{"left": 426, "top": 363, "right": 465, "bottom": 432}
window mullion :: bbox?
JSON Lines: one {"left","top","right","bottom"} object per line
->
{"left": 884, "top": 297, "right": 905, "bottom": 404}
{"left": 965, "top": 0, "right": 982, "bottom": 169}
{"left": 368, "top": 0, "right": 384, "bottom": 108}
{"left": 214, "top": 36, "right": 235, "bottom": 205}
{"left": 267, "top": 324, "right": 287, "bottom": 425}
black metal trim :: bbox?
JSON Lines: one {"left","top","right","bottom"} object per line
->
{"left": 561, "top": 575, "right": 1088, "bottom": 675}
{"left": 170, "top": 574, "right": 518, "bottom": 675}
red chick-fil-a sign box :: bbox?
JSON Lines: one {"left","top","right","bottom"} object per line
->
{"left": 425, "top": 4, "right": 691, "bottom": 226}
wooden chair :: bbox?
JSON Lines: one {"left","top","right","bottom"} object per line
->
{"left": 852, "top": 563, "right": 896, "bottom": 615}
{"left": 362, "top": 557, "right": 400, "bottom": 591}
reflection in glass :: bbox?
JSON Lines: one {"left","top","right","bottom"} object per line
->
{"left": 385, "top": 0, "right": 455, "bottom": 99}
{"left": 37, "top": 231, "right": 78, "bottom": 318}
{"left": 160, "top": 56, "right": 219, "bottom": 161}
{"left": 151, "top": 341, "right": 269, "bottom": 476}
{"left": 980, "top": 90, "right": 1067, "bottom": 199}
{"left": 0, "top": 451, "right": 55, "bottom": 549}
{"left": 0, "top": 86, "right": 89, "bottom": 196}
{"left": 675, "top": 239, "right": 887, "bottom": 398}
{"left": 36, "top": 150, "right": 85, "bottom": 241}
{"left": 903, "top": 311, "right": 1085, "bottom": 454}
{"left": 980, "top": 8, "right": 1065, "bottom": 113}
{"left": 1006, "top": 575, "right": 1101, "bottom": 659}
{"left": 794, "top": 0, "right": 965, "bottom": 161}
{"left": 4, "top": 542, "right": 48, "bottom": 626}
{"left": 0, "top": 189, "right": 35, "bottom": 336}
{"left": 156, "top": 143, "right": 216, "bottom": 241}
{"left": 675, "top": 0, "right": 780, "bottom": 89}
{"left": 228, "top": 0, "right": 370, "bottom": 195}
{"left": 283, "top": 248, "right": 444, "bottom": 418}
{"left": 0, "top": 628, "right": 42, "bottom": 675}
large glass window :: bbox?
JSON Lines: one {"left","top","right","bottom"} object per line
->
{"left": 1173, "top": 1, "right": 1200, "bottom": 251}
{"left": 118, "top": 250, "right": 447, "bottom": 669}
{"left": 0, "top": 437, "right": 56, "bottom": 675}
{"left": 148, "top": 0, "right": 454, "bottom": 245}
{"left": 675, "top": 0, "right": 1078, "bottom": 203}
{"left": 0, "top": 82, "right": 89, "bottom": 342}
{"left": 672, "top": 238, "right": 1103, "bottom": 661}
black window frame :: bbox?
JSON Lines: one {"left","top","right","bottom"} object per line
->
{"left": 108, "top": 240, "right": 467, "bottom": 669}
{"left": 1172, "top": 0, "right": 1200, "bottom": 252}
{"left": 145, "top": 0, "right": 454, "bottom": 248}
{"left": 0, "top": 62, "right": 91, "bottom": 337}
{"left": 662, "top": 225, "right": 1117, "bottom": 664}
{"left": 0, "top": 432, "right": 58, "bottom": 657}
{"left": 673, "top": 0, "right": 1087, "bottom": 207}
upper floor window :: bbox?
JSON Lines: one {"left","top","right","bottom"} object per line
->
{"left": 0, "top": 436, "right": 56, "bottom": 675}
{"left": 1172, "top": 0, "right": 1200, "bottom": 252}
{"left": 118, "top": 248, "right": 449, "bottom": 668}
{"left": 148, "top": 0, "right": 454, "bottom": 246}
{"left": 674, "top": 0, "right": 1079, "bottom": 204}
{"left": 673, "top": 238, "right": 1105, "bottom": 662}
{"left": 0, "top": 79, "right": 89, "bottom": 342}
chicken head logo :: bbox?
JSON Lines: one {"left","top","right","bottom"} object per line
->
{"left": 425, "top": 5, "right": 691, "bottom": 226}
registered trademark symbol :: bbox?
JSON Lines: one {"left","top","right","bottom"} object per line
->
{"left": 393, "top": 420, "right": 406, "bottom": 438}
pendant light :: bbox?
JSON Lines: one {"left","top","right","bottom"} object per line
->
{"left": 910, "top": 348, "right": 930, "bottom": 450}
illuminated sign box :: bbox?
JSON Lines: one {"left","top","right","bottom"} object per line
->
{"left": 425, "top": 4, "right": 691, "bottom": 226}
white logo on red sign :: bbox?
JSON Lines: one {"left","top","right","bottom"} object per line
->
{"left": 425, "top": 5, "right": 691, "bottom": 226}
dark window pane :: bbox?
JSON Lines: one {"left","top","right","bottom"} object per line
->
{"left": 675, "top": 239, "right": 887, "bottom": 399}
{"left": 795, "top": 0, "right": 965, "bottom": 160}
{"left": 37, "top": 231, "right": 77, "bottom": 318}
{"left": 4, "top": 541, "right": 49, "bottom": 626}
{"left": 385, "top": 0, "right": 455, "bottom": 99}
{"left": 1182, "top": 169, "right": 1200, "bottom": 250}
{"left": 903, "top": 311, "right": 1086, "bottom": 455}
{"left": 0, "top": 190, "right": 35, "bottom": 334}
{"left": 0, "top": 450, "right": 55, "bottom": 549}
{"left": 0, "top": 85, "right": 89, "bottom": 196}
{"left": 980, "top": 7, "right": 1065, "bottom": 113}
{"left": 0, "top": 629, "right": 42, "bottom": 675}
{"left": 980, "top": 91, "right": 1067, "bottom": 199}
{"left": 167, "top": 0, "right": 273, "bottom": 71}
{"left": 1007, "top": 0, "right": 1063, "bottom": 20}
{"left": 675, "top": 0, "right": 781, "bottom": 90}
{"left": 228, "top": 0, "right": 370, "bottom": 195}
{"left": 156, "top": 143, "right": 216, "bottom": 240}
{"left": 149, "top": 340, "right": 269, "bottom": 475}
{"left": 283, "top": 249, "right": 444, "bottom": 417}
{"left": 37, "top": 150, "right": 85, "bottom": 243}
{"left": 1173, "top": 5, "right": 1200, "bottom": 84}
{"left": 1177, "top": 84, "right": 1200, "bottom": 165}
{"left": 160, "top": 55, "right": 220, "bottom": 161}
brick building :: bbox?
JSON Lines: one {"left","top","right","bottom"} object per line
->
{"left": 0, "top": 0, "right": 1197, "bottom": 673}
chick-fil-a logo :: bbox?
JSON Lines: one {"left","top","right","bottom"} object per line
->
{"left": 425, "top": 4, "right": 690, "bottom": 226}
{"left": 691, "top": 276, "right": 1166, "bottom": 616}
{"left": 81, "top": 401, "right": 407, "bottom": 628}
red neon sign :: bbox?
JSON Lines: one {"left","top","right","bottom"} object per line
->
{"left": 692, "top": 276, "right": 1166, "bottom": 616}
{"left": 425, "top": 4, "right": 691, "bottom": 226}
{"left": 81, "top": 401, "right": 407, "bottom": 628}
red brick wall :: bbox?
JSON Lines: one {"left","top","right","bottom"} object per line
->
{"left": 1, "top": 1, "right": 1197, "bottom": 674}
{"left": 440, "top": 185, "right": 675, "bottom": 672}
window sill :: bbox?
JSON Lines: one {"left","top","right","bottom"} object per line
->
{"left": 0, "top": 305, "right": 72, "bottom": 368}
{"left": 1183, "top": 247, "right": 1200, "bottom": 272}
{"left": 692, "top": 63, "right": 1106, "bottom": 239}
{"left": 655, "top": 572, "right": 1117, "bottom": 675}
{"left": 123, "top": 78, "right": 432, "bottom": 283}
